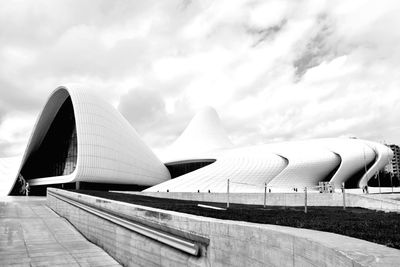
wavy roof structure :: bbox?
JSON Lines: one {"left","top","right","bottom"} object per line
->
{"left": 146, "top": 106, "right": 393, "bottom": 192}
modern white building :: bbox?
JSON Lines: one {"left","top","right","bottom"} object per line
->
{"left": 0, "top": 86, "right": 394, "bottom": 195}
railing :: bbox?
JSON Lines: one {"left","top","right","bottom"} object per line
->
{"left": 225, "top": 180, "right": 348, "bottom": 213}
{"left": 48, "top": 190, "right": 202, "bottom": 256}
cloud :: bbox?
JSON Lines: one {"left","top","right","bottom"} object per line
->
{"left": 118, "top": 86, "right": 199, "bottom": 150}
{"left": 1, "top": 0, "right": 400, "bottom": 157}
{"left": 0, "top": 113, "right": 35, "bottom": 157}
{"left": 293, "top": 14, "right": 337, "bottom": 78}
{"left": 118, "top": 88, "right": 166, "bottom": 133}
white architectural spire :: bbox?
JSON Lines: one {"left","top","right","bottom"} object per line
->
{"left": 166, "top": 106, "right": 233, "bottom": 161}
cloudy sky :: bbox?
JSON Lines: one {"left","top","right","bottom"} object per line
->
{"left": 1, "top": 0, "right": 400, "bottom": 157}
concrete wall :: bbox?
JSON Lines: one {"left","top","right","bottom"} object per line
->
{"left": 131, "top": 191, "right": 400, "bottom": 212}
{"left": 346, "top": 194, "right": 400, "bottom": 212}
{"left": 47, "top": 188, "right": 400, "bottom": 267}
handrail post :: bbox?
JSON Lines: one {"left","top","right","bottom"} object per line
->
{"left": 263, "top": 183, "right": 267, "bottom": 208}
{"left": 342, "top": 182, "right": 346, "bottom": 210}
{"left": 391, "top": 173, "right": 394, "bottom": 193}
{"left": 227, "top": 179, "right": 230, "bottom": 209}
{"left": 304, "top": 187, "right": 307, "bottom": 213}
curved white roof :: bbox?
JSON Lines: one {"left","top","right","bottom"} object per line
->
{"left": 4, "top": 86, "right": 170, "bottom": 195}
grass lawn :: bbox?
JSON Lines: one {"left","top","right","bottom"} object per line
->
{"left": 72, "top": 190, "right": 400, "bottom": 249}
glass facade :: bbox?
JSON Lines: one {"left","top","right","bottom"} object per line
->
{"left": 166, "top": 159, "right": 216, "bottom": 178}
{"left": 21, "top": 97, "right": 77, "bottom": 179}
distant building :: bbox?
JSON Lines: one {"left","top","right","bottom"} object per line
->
{"left": 386, "top": 144, "right": 400, "bottom": 179}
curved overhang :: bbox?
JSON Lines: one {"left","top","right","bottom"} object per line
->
{"left": 6, "top": 86, "right": 171, "bottom": 195}
{"left": 9, "top": 87, "right": 78, "bottom": 194}
{"left": 165, "top": 159, "right": 216, "bottom": 166}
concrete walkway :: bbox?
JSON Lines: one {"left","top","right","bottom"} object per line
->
{"left": 0, "top": 196, "right": 121, "bottom": 267}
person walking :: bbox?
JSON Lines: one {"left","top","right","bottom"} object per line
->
{"left": 25, "top": 182, "right": 30, "bottom": 196}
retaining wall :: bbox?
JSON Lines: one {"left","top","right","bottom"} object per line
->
{"left": 47, "top": 188, "right": 400, "bottom": 267}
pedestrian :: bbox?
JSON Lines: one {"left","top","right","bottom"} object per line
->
{"left": 25, "top": 182, "right": 30, "bottom": 196}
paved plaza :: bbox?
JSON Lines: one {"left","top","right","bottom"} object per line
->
{"left": 0, "top": 196, "right": 121, "bottom": 267}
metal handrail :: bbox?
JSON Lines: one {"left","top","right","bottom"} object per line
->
{"left": 48, "top": 191, "right": 201, "bottom": 256}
